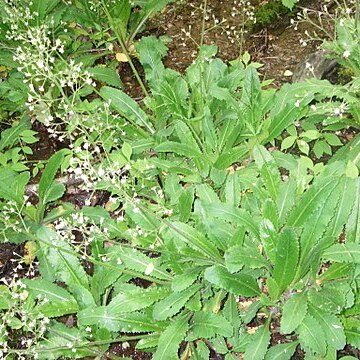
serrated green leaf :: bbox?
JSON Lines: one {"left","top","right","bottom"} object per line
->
{"left": 287, "top": 176, "right": 339, "bottom": 227}
{"left": 244, "top": 319, "right": 271, "bottom": 360}
{"left": 22, "top": 278, "right": 78, "bottom": 317}
{"left": 346, "top": 179, "right": 360, "bottom": 243}
{"left": 308, "top": 305, "right": 346, "bottom": 350}
{"left": 317, "top": 263, "right": 353, "bottom": 282}
{"left": 36, "top": 227, "right": 89, "bottom": 289}
{"left": 153, "top": 315, "right": 189, "bottom": 360}
{"left": 89, "top": 66, "right": 123, "bottom": 88}
{"left": 308, "top": 285, "right": 345, "bottom": 314}
{"left": 187, "top": 311, "right": 233, "bottom": 340}
{"left": 298, "top": 314, "right": 326, "bottom": 356}
{"left": 205, "top": 265, "right": 260, "bottom": 297}
{"left": 203, "top": 203, "right": 260, "bottom": 240}
{"left": 325, "top": 177, "right": 356, "bottom": 238}
{"left": 280, "top": 292, "right": 308, "bottom": 334}
{"left": 277, "top": 179, "right": 296, "bottom": 225}
{"left": 155, "top": 141, "right": 205, "bottom": 159}
{"left": 0, "top": 118, "right": 31, "bottom": 152}
{"left": 172, "top": 269, "right": 200, "bottom": 292}
{"left": 109, "top": 286, "right": 169, "bottom": 314}
{"left": 153, "top": 284, "right": 201, "bottom": 321}
{"left": 100, "top": 86, "right": 154, "bottom": 134}
{"left": 259, "top": 219, "right": 278, "bottom": 264}
{"left": 273, "top": 228, "right": 299, "bottom": 295}
{"left": 322, "top": 243, "right": 360, "bottom": 264}
{"left": 253, "top": 145, "right": 281, "bottom": 201}
{"left": 264, "top": 341, "right": 298, "bottom": 360}
{"left": 168, "top": 221, "right": 222, "bottom": 261}
{"left": 178, "top": 187, "right": 194, "bottom": 222}
{"left": 78, "top": 287, "right": 169, "bottom": 331}
{"left": 117, "top": 246, "right": 171, "bottom": 280}
{"left": 225, "top": 245, "right": 269, "bottom": 273}
{"left": 345, "top": 327, "right": 360, "bottom": 349}
{"left": 136, "top": 36, "right": 167, "bottom": 82}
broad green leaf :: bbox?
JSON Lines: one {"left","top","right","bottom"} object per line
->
{"left": 281, "top": 136, "right": 296, "bottom": 151}
{"left": 44, "top": 182, "right": 65, "bottom": 203}
{"left": 214, "top": 145, "right": 248, "bottom": 169}
{"left": 346, "top": 179, "right": 360, "bottom": 243}
{"left": 345, "top": 327, "right": 360, "bottom": 349}
{"left": 172, "top": 269, "right": 200, "bottom": 292}
{"left": 317, "top": 263, "right": 353, "bottom": 282}
{"left": 155, "top": 141, "right": 205, "bottom": 159}
{"left": 259, "top": 219, "right": 278, "bottom": 264}
{"left": 244, "top": 319, "right": 271, "bottom": 360}
{"left": 100, "top": 86, "right": 154, "bottom": 134}
{"left": 70, "top": 284, "right": 96, "bottom": 310}
{"left": 0, "top": 170, "right": 30, "bottom": 205}
{"left": 287, "top": 176, "right": 340, "bottom": 227}
{"left": 22, "top": 278, "right": 78, "bottom": 317}
{"left": 205, "top": 265, "right": 260, "bottom": 297}
{"left": 38, "top": 150, "right": 65, "bottom": 204}
{"left": 281, "top": 0, "right": 298, "bottom": 9}
{"left": 168, "top": 221, "right": 222, "bottom": 261}
{"left": 224, "top": 172, "right": 242, "bottom": 206}
{"left": 0, "top": 118, "right": 31, "bottom": 151}
{"left": 308, "top": 285, "right": 345, "bottom": 314}
{"left": 187, "top": 311, "right": 233, "bottom": 340}
{"left": 324, "top": 177, "right": 356, "bottom": 238}
{"left": 0, "top": 285, "right": 13, "bottom": 310}
{"left": 117, "top": 246, "right": 171, "bottom": 280}
{"left": 196, "top": 183, "right": 220, "bottom": 204}
{"left": 273, "top": 228, "right": 299, "bottom": 295}
{"left": 203, "top": 203, "right": 260, "bottom": 240}
{"left": 309, "top": 305, "right": 346, "bottom": 350}
{"left": 225, "top": 245, "right": 269, "bottom": 273}
{"left": 36, "top": 227, "right": 89, "bottom": 289}
{"left": 178, "top": 187, "right": 194, "bottom": 222}
{"left": 136, "top": 36, "right": 167, "bottom": 82}
{"left": 264, "top": 341, "right": 298, "bottom": 360}
{"left": 153, "top": 284, "right": 201, "bottom": 321}
{"left": 323, "top": 243, "right": 360, "bottom": 264}
{"left": 89, "top": 66, "right": 122, "bottom": 88}
{"left": 33, "top": 321, "right": 95, "bottom": 359}
{"left": 108, "top": 286, "right": 170, "bottom": 314}
{"left": 298, "top": 314, "right": 326, "bottom": 357}
{"left": 78, "top": 287, "right": 169, "bottom": 331}
{"left": 280, "top": 291, "right": 308, "bottom": 334}
{"left": 153, "top": 315, "right": 189, "bottom": 360}
{"left": 154, "top": 71, "right": 189, "bottom": 120}
{"left": 223, "top": 295, "right": 241, "bottom": 335}
{"left": 294, "top": 184, "right": 341, "bottom": 281}
{"left": 253, "top": 145, "right": 281, "bottom": 201}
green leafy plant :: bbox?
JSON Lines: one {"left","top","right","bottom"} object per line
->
{"left": 1, "top": 1, "right": 360, "bottom": 359}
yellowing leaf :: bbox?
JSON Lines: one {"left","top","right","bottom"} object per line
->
{"left": 24, "top": 241, "right": 38, "bottom": 265}
{"left": 116, "top": 53, "right": 129, "bottom": 62}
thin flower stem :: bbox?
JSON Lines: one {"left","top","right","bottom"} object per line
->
{"left": 200, "top": 0, "right": 208, "bottom": 47}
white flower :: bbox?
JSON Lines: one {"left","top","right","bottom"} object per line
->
{"left": 343, "top": 50, "right": 351, "bottom": 58}
{"left": 144, "top": 262, "right": 154, "bottom": 275}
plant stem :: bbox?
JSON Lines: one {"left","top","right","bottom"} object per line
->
{"left": 101, "top": 0, "right": 149, "bottom": 98}
{"left": 200, "top": 0, "right": 208, "bottom": 47}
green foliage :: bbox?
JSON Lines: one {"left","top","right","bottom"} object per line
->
{"left": 1, "top": 2, "right": 360, "bottom": 359}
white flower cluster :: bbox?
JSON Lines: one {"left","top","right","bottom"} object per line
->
{"left": 0, "top": 277, "right": 50, "bottom": 359}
